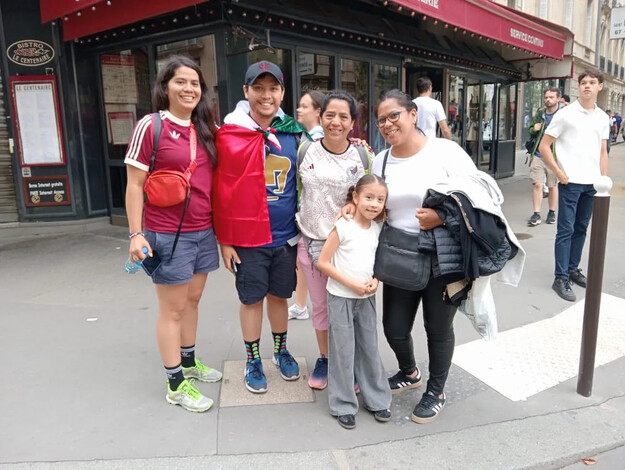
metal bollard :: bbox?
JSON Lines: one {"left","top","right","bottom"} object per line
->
{"left": 576, "top": 176, "right": 613, "bottom": 397}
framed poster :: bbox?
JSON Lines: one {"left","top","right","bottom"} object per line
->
{"left": 22, "top": 175, "right": 71, "bottom": 207}
{"left": 108, "top": 111, "right": 135, "bottom": 145}
{"left": 9, "top": 75, "right": 66, "bottom": 167}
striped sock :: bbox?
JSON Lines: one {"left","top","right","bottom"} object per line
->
{"left": 273, "top": 331, "right": 287, "bottom": 354}
{"left": 245, "top": 339, "right": 261, "bottom": 363}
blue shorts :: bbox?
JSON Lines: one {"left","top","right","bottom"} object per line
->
{"left": 234, "top": 243, "right": 297, "bottom": 305}
{"left": 143, "top": 228, "right": 219, "bottom": 285}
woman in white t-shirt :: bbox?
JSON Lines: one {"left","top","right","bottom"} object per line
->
{"left": 372, "top": 89, "right": 477, "bottom": 424}
{"left": 296, "top": 90, "right": 371, "bottom": 391}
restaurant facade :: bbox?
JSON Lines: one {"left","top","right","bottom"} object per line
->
{"left": 0, "top": 0, "right": 572, "bottom": 226}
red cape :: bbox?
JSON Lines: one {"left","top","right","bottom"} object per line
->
{"left": 213, "top": 124, "right": 272, "bottom": 246}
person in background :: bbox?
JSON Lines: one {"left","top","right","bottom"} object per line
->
{"left": 413, "top": 76, "right": 452, "bottom": 139}
{"left": 559, "top": 94, "right": 570, "bottom": 108}
{"left": 614, "top": 112, "right": 622, "bottom": 141}
{"left": 317, "top": 174, "right": 392, "bottom": 430}
{"left": 125, "top": 54, "right": 222, "bottom": 413}
{"left": 606, "top": 110, "right": 614, "bottom": 154}
{"left": 288, "top": 90, "right": 326, "bottom": 321}
{"left": 539, "top": 69, "right": 609, "bottom": 302}
{"left": 296, "top": 90, "right": 371, "bottom": 391}
{"left": 213, "top": 61, "right": 303, "bottom": 393}
{"left": 526, "top": 87, "right": 560, "bottom": 227}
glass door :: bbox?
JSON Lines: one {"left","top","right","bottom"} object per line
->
{"left": 448, "top": 75, "right": 465, "bottom": 147}
{"left": 340, "top": 58, "right": 369, "bottom": 141}
{"left": 99, "top": 47, "right": 150, "bottom": 216}
{"left": 371, "top": 64, "right": 399, "bottom": 153}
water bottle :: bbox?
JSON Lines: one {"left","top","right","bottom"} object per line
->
{"left": 125, "top": 247, "right": 148, "bottom": 274}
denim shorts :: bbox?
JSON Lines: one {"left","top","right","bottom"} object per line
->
{"left": 234, "top": 243, "right": 297, "bottom": 305}
{"left": 143, "top": 228, "right": 219, "bottom": 285}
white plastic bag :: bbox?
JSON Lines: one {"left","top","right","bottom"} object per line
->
{"left": 459, "top": 277, "right": 498, "bottom": 340}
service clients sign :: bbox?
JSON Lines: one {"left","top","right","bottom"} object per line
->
{"left": 7, "top": 40, "right": 55, "bottom": 66}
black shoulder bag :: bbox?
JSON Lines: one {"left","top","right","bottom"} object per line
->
{"left": 373, "top": 149, "right": 431, "bottom": 291}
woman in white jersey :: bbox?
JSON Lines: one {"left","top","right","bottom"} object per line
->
{"left": 296, "top": 90, "right": 372, "bottom": 391}
{"left": 372, "top": 89, "right": 477, "bottom": 424}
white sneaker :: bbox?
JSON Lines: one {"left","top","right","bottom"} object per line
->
{"left": 288, "top": 304, "right": 309, "bottom": 320}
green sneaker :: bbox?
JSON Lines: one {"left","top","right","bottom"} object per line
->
{"left": 166, "top": 379, "right": 213, "bottom": 413}
{"left": 182, "top": 359, "right": 223, "bottom": 383}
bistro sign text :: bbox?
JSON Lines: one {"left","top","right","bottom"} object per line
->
{"left": 7, "top": 40, "right": 55, "bottom": 66}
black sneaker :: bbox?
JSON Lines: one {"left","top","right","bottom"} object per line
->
{"left": 388, "top": 369, "right": 423, "bottom": 395}
{"left": 337, "top": 414, "right": 356, "bottom": 429}
{"left": 546, "top": 211, "right": 556, "bottom": 224}
{"left": 569, "top": 268, "right": 587, "bottom": 288}
{"left": 373, "top": 409, "right": 391, "bottom": 422}
{"left": 552, "top": 277, "right": 576, "bottom": 302}
{"left": 528, "top": 212, "right": 541, "bottom": 226}
{"left": 411, "top": 390, "right": 446, "bottom": 424}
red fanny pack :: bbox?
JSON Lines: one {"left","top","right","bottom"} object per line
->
{"left": 143, "top": 116, "right": 197, "bottom": 208}
{"left": 143, "top": 160, "right": 197, "bottom": 207}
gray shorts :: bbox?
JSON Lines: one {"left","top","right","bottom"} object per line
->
{"left": 143, "top": 228, "right": 219, "bottom": 285}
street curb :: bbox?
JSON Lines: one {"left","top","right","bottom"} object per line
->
{"left": 2, "top": 396, "right": 624, "bottom": 470}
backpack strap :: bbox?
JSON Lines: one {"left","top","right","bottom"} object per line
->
{"left": 296, "top": 139, "right": 313, "bottom": 170}
{"left": 355, "top": 145, "right": 371, "bottom": 174}
{"left": 148, "top": 112, "right": 162, "bottom": 173}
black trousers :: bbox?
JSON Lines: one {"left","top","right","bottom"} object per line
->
{"left": 382, "top": 275, "right": 457, "bottom": 395}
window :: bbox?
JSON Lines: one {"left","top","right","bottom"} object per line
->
{"left": 340, "top": 58, "right": 369, "bottom": 141}
{"left": 371, "top": 64, "right": 399, "bottom": 153}
{"left": 537, "top": 0, "right": 548, "bottom": 19}
{"left": 564, "top": 0, "right": 574, "bottom": 29}
{"left": 585, "top": 0, "right": 593, "bottom": 46}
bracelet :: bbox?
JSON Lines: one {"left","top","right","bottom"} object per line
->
{"left": 128, "top": 231, "right": 145, "bottom": 240}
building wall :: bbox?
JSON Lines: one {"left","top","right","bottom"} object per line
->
{"left": 500, "top": 0, "right": 625, "bottom": 115}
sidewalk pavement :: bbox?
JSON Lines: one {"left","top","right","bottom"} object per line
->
{"left": 1, "top": 148, "right": 624, "bottom": 470}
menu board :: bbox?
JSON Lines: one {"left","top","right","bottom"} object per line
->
{"left": 108, "top": 111, "right": 135, "bottom": 145}
{"left": 10, "top": 77, "right": 65, "bottom": 166}
{"left": 101, "top": 54, "right": 138, "bottom": 104}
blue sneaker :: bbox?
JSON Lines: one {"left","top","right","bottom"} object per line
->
{"left": 244, "top": 359, "right": 267, "bottom": 394}
{"left": 272, "top": 349, "right": 300, "bottom": 381}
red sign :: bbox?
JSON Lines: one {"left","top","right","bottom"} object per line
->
{"left": 391, "top": 0, "right": 567, "bottom": 59}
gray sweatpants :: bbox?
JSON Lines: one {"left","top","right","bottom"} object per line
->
{"left": 328, "top": 293, "right": 392, "bottom": 416}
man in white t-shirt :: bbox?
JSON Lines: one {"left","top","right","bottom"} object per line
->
{"left": 413, "top": 77, "right": 451, "bottom": 139}
{"left": 539, "top": 69, "right": 609, "bottom": 302}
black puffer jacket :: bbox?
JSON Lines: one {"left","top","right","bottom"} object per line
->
{"left": 420, "top": 190, "right": 514, "bottom": 279}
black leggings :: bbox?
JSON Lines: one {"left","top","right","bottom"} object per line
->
{"left": 382, "top": 275, "right": 457, "bottom": 395}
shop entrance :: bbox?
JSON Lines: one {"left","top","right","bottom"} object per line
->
{"left": 0, "top": 66, "right": 19, "bottom": 222}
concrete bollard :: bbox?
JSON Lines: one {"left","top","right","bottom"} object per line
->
{"left": 577, "top": 175, "right": 613, "bottom": 397}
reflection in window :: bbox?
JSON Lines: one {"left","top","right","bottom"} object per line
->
{"left": 300, "top": 53, "right": 335, "bottom": 94}
{"left": 498, "top": 84, "right": 517, "bottom": 141}
{"left": 341, "top": 58, "right": 369, "bottom": 141}
{"left": 371, "top": 64, "right": 399, "bottom": 153}
{"left": 157, "top": 36, "right": 220, "bottom": 124}
{"left": 448, "top": 75, "right": 465, "bottom": 145}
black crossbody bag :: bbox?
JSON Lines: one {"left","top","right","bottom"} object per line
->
{"left": 373, "top": 149, "right": 431, "bottom": 291}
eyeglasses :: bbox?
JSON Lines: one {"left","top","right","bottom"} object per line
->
{"left": 375, "top": 110, "right": 404, "bottom": 127}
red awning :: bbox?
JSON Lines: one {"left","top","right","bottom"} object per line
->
{"left": 390, "top": 0, "right": 568, "bottom": 59}
{"left": 40, "top": 0, "right": 204, "bottom": 41}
